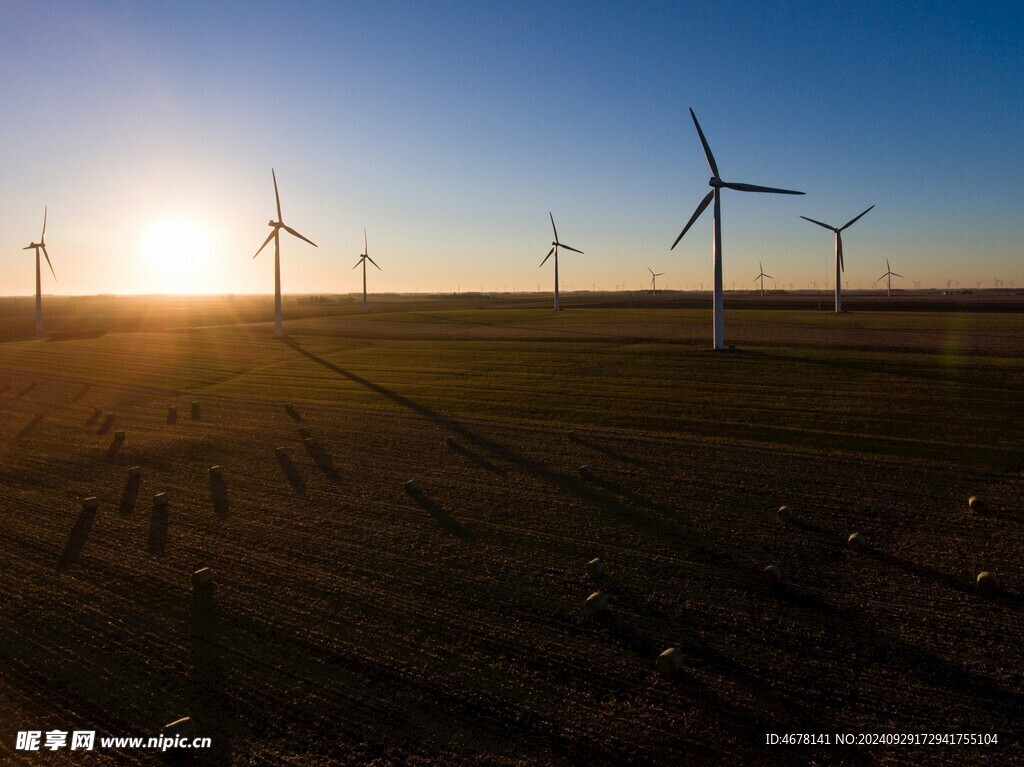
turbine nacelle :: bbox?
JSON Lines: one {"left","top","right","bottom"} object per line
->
{"left": 709, "top": 176, "right": 723, "bottom": 188}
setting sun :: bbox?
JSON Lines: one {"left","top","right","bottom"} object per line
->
{"left": 138, "top": 219, "right": 218, "bottom": 294}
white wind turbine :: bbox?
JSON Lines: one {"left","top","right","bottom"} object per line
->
{"left": 876, "top": 259, "right": 903, "bottom": 298}
{"left": 648, "top": 267, "right": 666, "bottom": 294}
{"left": 671, "top": 109, "right": 804, "bottom": 350}
{"left": 23, "top": 207, "right": 56, "bottom": 332}
{"left": 353, "top": 228, "right": 381, "bottom": 311}
{"left": 754, "top": 261, "right": 773, "bottom": 297}
{"left": 252, "top": 169, "right": 317, "bottom": 337}
{"left": 539, "top": 212, "right": 583, "bottom": 310}
{"left": 799, "top": 205, "right": 874, "bottom": 313}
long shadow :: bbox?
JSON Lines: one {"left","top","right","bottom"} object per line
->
{"left": 448, "top": 440, "right": 506, "bottom": 476}
{"left": 572, "top": 433, "right": 654, "bottom": 469}
{"left": 149, "top": 502, "right": 169, "bottom": 555}
{"left": 306, "top": 443, "right": 341, "bottom": 482}
{"left": 868, "top": 550, "right": 977, "bottom": 596}
{"left": 188, "top": 583, "right": 234, "bottom": 766}
{"left": 406, "top": 489, "right": 472, "bottom": 542}
{"left": 167, "top": 406, "right": 178, "bottom": 425}
{"left": 84, "top": 407, "right": 101, "bottom": 428}
{"left": 120, "top": 475, "right": 141, "bottom": 514}
{"left": 97, "top": 413, "right": 115, "bottom": 435}
{"left": 106, "top": 433, "right": 125, "bottom": 459}
{"left": 284, "top": 403, "right": 303, "bottom": 422}
{"left": 275, "top": 450, "right": 306, "bottom": 495}
{"left": 15, "top": 413, "right": 43, "bottom": 441}
{"left": 57, "top": 506, "right": 98, "bottom": 570}
{"left": 210, "top": 476, "right": 229, "bottom": 518}
{"left": 71, "top": 383, "right": 91, "bottom": 403}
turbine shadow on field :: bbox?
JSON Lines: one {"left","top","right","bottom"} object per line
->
{"left": 571, "top": 433, "right": 654, "bottom": 469}
{"left": 406, "top": 490, "right": 472, "bottom": 542}
{"left": 119, "top": 475, "right": 141, "bottom": 514}
{"left": 57, "top": 506, "right": 97, "bottom": 570}
{"left": 447, "top": 441, "right": 506, "bottom": 475}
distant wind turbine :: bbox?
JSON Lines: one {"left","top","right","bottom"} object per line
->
{"left": 352, "top": 228, "right": 381, "bottom": 311}
{"left": 671, "top": 108, "right": 803, "bottom": 350}
{"left": 754, "top": 261, "right": 774, "bottom": 297}
{"left": 539, "top": 212, "right": 583, "bottom": 310}
{"left": 800, "top": 205, "right": 874, "bottom": 313}
{"left": 648, "top": 267, "right": 666, "bottom": 294}
{"left": 876, "top": 259, "right": 903, "bottom": 298}
{"left": 994, "top": 278, "right": 1003, "bottom": 288}
{"left": 23, "top": 206, "right": 56, "bottom": 332}
{"left": 252, "top": 169, "right": 317, "bottom": 337}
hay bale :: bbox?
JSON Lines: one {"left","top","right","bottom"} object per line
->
{"left": 162, "top": 716, "right": 195, "bottom": 741}
{"left": 404, "top": 479, "right": 421, "bottom": 493}
{"left": 105, "top": 412, "right": 115, "bottom": 421}
{"left": 777, "top": 505, "right": 794, "bottom": 523}
{"left": 153, "top": 492, "right": 169, "bottom": 507}
{"left": 81, "top": 496, "right": 99, "bottom": 511}
{"left": 168, "top": 405, "right": 177, "bottom": 416}
{"left": 114, "top": 430, "right": 125, "bottom": 440}
{"left": 968, "top": 495, "right": 985, "bottom": 514}
{"left": 586, "top": 557, "right": 607, "bottom": 578}
{"left": 303, "top": 437, "right": 317, "bottom": 449}
{"left": 209, "top": 465, "right": 223, "bottom": 478}
{"left": 568, "top": 430, "right": 578, "bottom": 440}
{"left": 976, "top": 571, "right": 997, "bottom": 594}
{"left": 847, "top": 532, "right": 866, "bottom": 551}
{"left": 656, "top": 647, "right": 684, "bottom": 678}
{"left": 128, "top": 466, "right": 142, "bottom": 478}
{"left": 274, "top": 446, "right": 287, "bottom": 458}
{"left": 444, "top": 435, "right": 456, "bottom": 448}
{"left": 578, "top": 465, "right": 593, "bottom": 479}
{"left": 584, "top": 591, "right": 608, "bottom": 615}
{"left": 761, "top": 565, "right": 783, "bottom": 587}
{"left": 191, "top": 567, "right": 214, "bottom": 589}
{"left": 190, "top": 401, "right": 201, "bottom": 420}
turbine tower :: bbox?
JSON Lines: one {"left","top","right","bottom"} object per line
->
{"left": 23, "top": 207, "right": 56, "bottom": 332}
{"left": 352, "top": 228, "right": 381, "bottom": 311}
{"left": 539, "top": 212, "right": 583, "bottom": 310}
{"left": 876, "top": 259, "right": 903, "bottom": 298}
{"left": 648, "top": 267, "right": 665, "bottom": 294}
{"left": 671, "top": 108, "right": 803, "bottom": 350}
{"left": 799, "top": 205, "right": 874, "bottom": 313}
{"left": 754, "top": 261, "right": 773, "bottom": 297}
{"left": 252, "top": 169, "right": 317, "bottom": 337}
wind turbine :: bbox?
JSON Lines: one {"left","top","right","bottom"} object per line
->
{"left": 994, "top": 278, "right": 1003, "bottom": 288}
{"left": 799, "top": 205, "right": 874, "bottom": 313}
{"left": 352, "top": 228, "right": 380, "bottom": 311}
{"left": 671, "top": 108, "right": 803, "bottom": 350}
{"left": 252, "top": 169, "right": 317, "bottom": 337}
{"left": 754, "top": 262, "right": 773, "bottom": 297}
{"left": 648, "top": 267, "right": 666, "bottom": 294}
{"left": 23, "top": 207, "right": 56, "bottom": 332}
{"left": 539, "top": 212, "right": 583, "bottom": 310}
{"left": 876, "top": 259, "right": 903, "bottom": 298}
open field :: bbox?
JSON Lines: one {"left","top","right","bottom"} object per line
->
{"left": 1, "top": 296, "right": 1022, "bottom": 765}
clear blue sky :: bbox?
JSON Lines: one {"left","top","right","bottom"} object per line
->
{"left": 2, "top": 1, "right": 1021, "bottom": 295}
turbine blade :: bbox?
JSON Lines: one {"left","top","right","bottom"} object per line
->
{"left": 763, "top": 273, "right": 774, "bottom": 279}
{"left": 671, "top": 189, "right": 714, "bottom": 250}
{"left": 648, "top": 266, "right": 654, "bottom": 276}
{"left": 877, "top": 273, "right": 887, "bottom": 282}
{"left": 549, "top": 212, "right": 558, "bottom": 243}
{"left": 272, "top": 169, "right": 282, "bottom": 222}
{"left": 363, "top": 227, "right": 368, "bottom": 255}
{"left": 891, "top": 272, "right": 903, "bottom": 278}
{"left": 42, "top": 206, "right": 47, "bottom": 239}
{"left": 560, "top": 243, "right": 584, "bottom": 255}
{"left": 689, "top": 108, "right": 719, "bottom": 178}
{"left": 540, "top": 247, "right": 555, "bottom": 267}
{"left": 800, "top": 215, "right": 835, "bottom": 230}
{"left": 42, "top": 245, "right": 55, "bottom": 281}
{"left": 282, "top": 224, "right": 317, "bottom": 248}
{"left": 838, "top": 234, "right": 844, "bottom": 272}
{"left": 253, "top": 229, "right": 276, "bottom": 259}
{"left": 353, "top": 258, "right": 363, "bottom": 269}
{"left": 367, "top": 255, "right": 381, "bottom": 270}
{"left": 839, "top": 204, "right": 874, "bottom": 231}
{"left": 655, "top": 272, "right": 665, "bottom": 277}
{"left": 724, "top": 181, "right": 804, "bottom": 195}
{"left": 886, "top": 258, "right": 891, "bottom": 272}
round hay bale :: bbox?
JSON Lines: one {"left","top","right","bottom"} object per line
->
{"left": 404, "top": 479, "right": 421, "bottom": 493}
{"left": 153, "top": 492, "right": 169, "bottom": 507}
{"left": 761, "top": 565, "right": 783, "bottom": 587}
{"left": 191, "top": 567, "right": 214, "bottom": 589}
{"left": 105, "top": 412, "right": 115, "bottom": 420}
{"left": 584, "top": 591, "right": 608, "bottom": 615}
{"left": 81, "top": 496, "right": 99, "bottom": 511}
{"left": 303, "top": 437, "right": 317, "bottom": 449}
{"left": 586, "top": 557, "right": 607, "bottom": 578}
{"left": 128, "top": 466, "right": 142, "bottom": 478}
{"left": 114, "top": 430, "right": 125, "bottom": 440}
{"left": 274, "top": 446, "right": 287, "bottom": 458}
{"left": 968, "top": 495, "right": 985, "bottom": 514}
{"left": 568, "top": 430, "right": 577, "bottom": 440}
{"left": 847, "top": 532, "right": 866, "bottom": 551}
{"left": 976, "top": 571, "right": 997, "bottom": 594}
{"left": 209, "top": 465, "right": 223, "bottom": 478}
{"left": 168, "top": 405, "right": 177, "bottom": 415}
{"left": 656, "top": 647, "right": 684, "bottom": 678}
{"left": 444, "top": 435, "right": 456, "bottom": 448}
{"left": 578, "top": 465, "right": 593, "bottom": 479}
{"left": 777, "top": 505, "right": 794, "bottom": 523}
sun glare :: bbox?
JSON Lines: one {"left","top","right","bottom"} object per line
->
{"left": 138, "top": 219, "right": 217, "bottom": 294}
